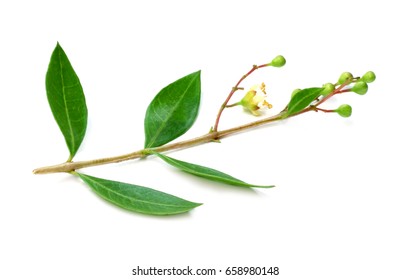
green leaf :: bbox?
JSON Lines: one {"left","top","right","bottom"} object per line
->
{"left": 46, "top": 42, "right": 88, "bottom": 161}
{"left": 144, "top": 71, "right": 201, "bottom": 148}
{"left": 153, "top": 152, "right": 274, "bottom": 188}
{"left": 77, "top": 173, "right": 202, "bottom": 215}
{"left": 286, "top": 87, "right": 323, "bottom": 116}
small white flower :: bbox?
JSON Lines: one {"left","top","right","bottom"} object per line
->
{"left": 240, "top": 83, "right": 272, "bottom": 115}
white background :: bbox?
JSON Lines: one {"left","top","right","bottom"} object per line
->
{"left": 1, "top": 1, "right": 409, "bottom": 279}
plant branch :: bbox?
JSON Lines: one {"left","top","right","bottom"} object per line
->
{"left": 33, "top": 72, "right": 355, "bottom": 175}
{"left": 33, "top": 110, "right": 293, "bottom": 175}
{"left": 314, "top": 82, "right": 350, "bottom": 107}
{"left": 213, "top": 63, "right": 270, "bottom": 132}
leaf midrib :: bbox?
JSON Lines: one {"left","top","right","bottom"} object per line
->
{"left": 146, "top": 73, "right": 198, "bottom": 148}
{"left": 58, "top": 47, "right": 76, "bottom": 159}
{"left": 161, "top": 155, "right": 238, "bottom": 183}
{"left": 288, "top": 88, "right": 321, "bottom": 115}
{"left": 82, "top": 175, "right": 191, "bottom": 209}
{"left": 155, "top": 153, "right": 273, "bottom": 188}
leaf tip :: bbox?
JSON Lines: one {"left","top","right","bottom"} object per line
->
{"left": 190, "top": 70, "right": 201, "bottom": 79}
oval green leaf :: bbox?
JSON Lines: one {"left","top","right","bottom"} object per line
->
{"left": 77, "top": 173, "right": 202, "bottom": 215}
{"left": 286, "top": 87, "right": 323, "bottom": 116}
{"left": 46, "top": 42, "right": 88, "bottom": 161}
{"left": 153, "top": 152, "right": 274, "bottom": 188}
{"left": 144, "top": 71, "right": 201, "bottom": 148}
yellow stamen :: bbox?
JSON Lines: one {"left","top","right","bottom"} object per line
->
{"left": 263, "top": 100, "right": 272, "bottom": 109}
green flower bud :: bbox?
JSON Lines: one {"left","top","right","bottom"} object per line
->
{"left": 321, "top": 83, "right": 335, "bottom": 96}
{"left": 291, "top": 88, "right": 301, "bottom": 98}
{"left": 335, "top": 104, "right": 352, "bottom": 118}
{"left": 361, "top": 71, "right": 376, "bottom": 83}
{"left": 352, "top": 81, "right": 368, "bottom": 95}
{"left": 270, "top": 55, "right": 286, "bottom": 67}
{"left": 338, "top": 72, "right": 353, "bottom": 84}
